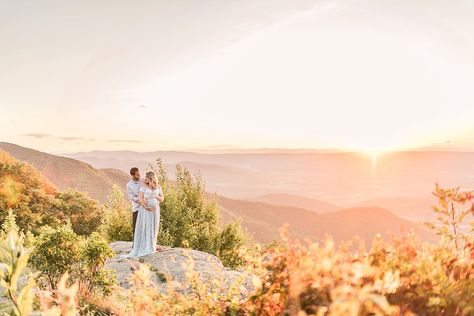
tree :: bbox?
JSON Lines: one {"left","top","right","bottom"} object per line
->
{"left": 0, "top": 151, "right": 58, "bottom": 234}
{"left": 0, "top": 152, "right": 103, "bottom": 236}
{"left": 55, "top": 189, "right": 102, "bottom": 236}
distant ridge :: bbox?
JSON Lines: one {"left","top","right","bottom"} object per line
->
{"left": 354, "top": 196, "right": 437, "bottom": 221}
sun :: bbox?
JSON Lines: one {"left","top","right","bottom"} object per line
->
{"left": 332, "top": 130, "right": 412, "bottom": 156}
{"left": 339, "top": 142, "right": 403, "bottom": 175}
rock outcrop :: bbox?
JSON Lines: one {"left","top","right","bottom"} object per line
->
{"left": 105, "top": 242, "right": 255, "bottom": 297}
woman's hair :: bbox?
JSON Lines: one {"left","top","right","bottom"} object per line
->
{"left": 144, "top": 170, "right": 158, "bottom": 189}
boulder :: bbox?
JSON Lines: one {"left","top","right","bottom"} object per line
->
{"left": 105, "top": 242, "right": 255, "bottom": 297}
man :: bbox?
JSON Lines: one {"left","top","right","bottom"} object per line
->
{"left": 126, "top": 167, "right": 142, "bottom": 239}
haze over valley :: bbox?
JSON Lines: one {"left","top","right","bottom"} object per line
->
{"left": 64, "top": 147, "right": 474, "bottom": 221}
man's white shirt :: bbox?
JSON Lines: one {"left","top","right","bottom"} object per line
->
{"left": 126, "top": 179, "right": 142, "bottom": 212}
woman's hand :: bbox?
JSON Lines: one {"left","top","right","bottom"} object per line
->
{"left": 157, "top": 186, "right": 165, "bottom": 203}
{"left": 145, "top": 206, "right": 154, "bottom": 212}
{"left": 138, "top": 191, "right": 150, "bottom": 208}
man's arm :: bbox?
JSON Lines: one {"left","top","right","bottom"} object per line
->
{"left": 126, "top": 183, "right": 138, "bottom": 203}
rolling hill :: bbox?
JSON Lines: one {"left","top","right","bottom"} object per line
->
{"left": 354, "top": 196, "right": 437, "bottom": 221}
{"left": 0, "top": 142, "right": 128, "bottom": 202}
{"left": 217, "top": 195, "right": 437, "bottom": 244}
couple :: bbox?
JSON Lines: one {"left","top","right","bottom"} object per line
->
{"left": 124, "top": 167, "right": 164, "bottom": 258}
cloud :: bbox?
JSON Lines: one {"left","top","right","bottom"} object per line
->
{"left": 138, "top": 105, "right": 148, "bottom": 109}
{"left": 107, "top": 139, "right": 143, "bottom": 143}
{"left": 22, "top": 133, "right": 51, "bottom": 139}
{"left": 59, "top": 137, "right": 96, "bottom": 142}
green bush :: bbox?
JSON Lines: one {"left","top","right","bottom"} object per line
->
{"left": 0, "top": 231, "right": 81, "bottom": 316}
{"left": 78, "top": 232, "right": 116, "bottom": 296}
{"left": 29, "top": 223, "right": 116, "bottom": 296}
{"left": 0, "top": 210, "right": 35, "bottom": 248}
{"left": 99, "top": 185, "right": 133, "bottom": 242}
{"left": 29, "top": 222, "right": 81, "bottom": 289}
{"left": 152, "top": 160, "right": 247, "bottom": 268}
{"left": 216, "top": 222, "right": 247, "bottom": 268}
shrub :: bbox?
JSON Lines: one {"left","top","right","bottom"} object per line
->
{"left": 99, "top": 185, "right": 132, "bottom": 242}
{"left": 29, "top": 222, "right": 81, "bottom": 289}
{"left": 29, "top": 223, "right": 116, "bottom": 296}
{"left": 237, "top": 185, "right": 474, "bottom": 316}
{"left": 426, "top": 183, "right": 474, "bottom": 251}
{"left": 0, "top": 209, "right": 35, "bottom": 249}
{"left": 152, "top": 159, "right": 247, "bottom": 268}
{"left": 78, "top": 232, "right": 116, "bottom": 296}
{"left": 0, "top": 231, "right": 80, "bottom": 316}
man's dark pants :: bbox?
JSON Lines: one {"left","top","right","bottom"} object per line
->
{"left": 132, "top": 211, "right": 138, "bottom": 240}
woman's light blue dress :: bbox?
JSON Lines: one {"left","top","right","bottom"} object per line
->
{"left": 125, "top": 186, "right": 161, "bottom": 258}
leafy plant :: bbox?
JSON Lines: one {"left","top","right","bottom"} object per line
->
{"left": 29, "top": 222, "right": 116, "bottom": 298}
{"left": 0, "top": 230, "right": 81, "bottom": 316}
{"left": 78, "top": 232, "right": 116, "bottom": 296}
{"left": 29, "top": 222, "right": 81, "bottom": 290}
{"left": 0, "top": 232, "right": 36, "bottom": 316}
{"left": 0, "top": 210, "right": 36, "bottom": 253}
{"left": 426, "top": 183, "right": 474, "bottom": 251}
{"left": 151, "top": 159, "right": 248, "bottom": 268}
{"left": 99, "top": 185, "right": 133, "bottom": 242}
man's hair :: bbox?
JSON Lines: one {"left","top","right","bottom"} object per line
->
{"left": 130, "top": 167, "right": 139, "bottom": 176}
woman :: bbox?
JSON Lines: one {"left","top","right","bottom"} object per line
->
{"left": 125, "top": 170, "right": 164, "bottom": 258}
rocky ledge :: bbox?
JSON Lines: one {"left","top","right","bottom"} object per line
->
{"left": 105, "top": 242, "right": 255, "bottom": 297}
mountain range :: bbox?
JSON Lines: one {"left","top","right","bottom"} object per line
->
{"left": 64, "top": 148, "right": 474, "bottom": 215}
{"left": 0, "top": 142, "right": 438, "bottom": 244}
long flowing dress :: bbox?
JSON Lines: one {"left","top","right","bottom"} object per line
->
{"left": 124, "top": 186, "right": 161, "bottom": 258}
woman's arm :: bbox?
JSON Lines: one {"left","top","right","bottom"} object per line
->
{"left": 157, "top": 186, "right": 164, "bottom": 203}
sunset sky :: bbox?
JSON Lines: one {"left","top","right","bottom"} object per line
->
{"left": 1, "top": 0, "right": 474, "bottom": 153}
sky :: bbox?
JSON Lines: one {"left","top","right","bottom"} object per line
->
{"left": 1, "top": 0, "right": 474, "bottom": 153}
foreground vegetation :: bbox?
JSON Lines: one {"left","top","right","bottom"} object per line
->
{"left": 1, "top": 150, "right": 474, "bottom": 315}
